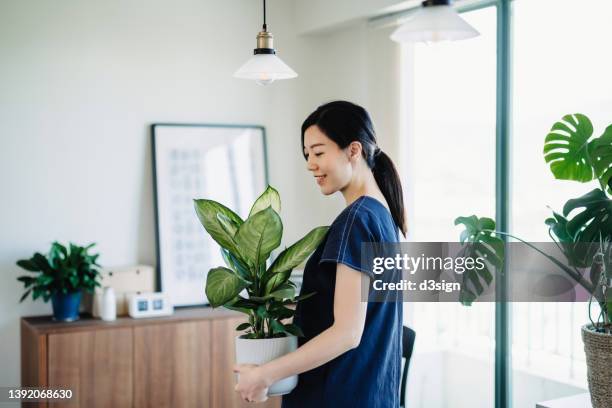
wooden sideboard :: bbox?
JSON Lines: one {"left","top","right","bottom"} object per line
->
{"left": 21, "top": 308, "right": 281, "bottom": 408}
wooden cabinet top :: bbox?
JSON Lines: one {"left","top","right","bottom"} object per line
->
{"left": 21, "top": 307, "right": 242, "bottom": 334}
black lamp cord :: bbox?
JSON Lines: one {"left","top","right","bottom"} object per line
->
{"left": 262, "top": 0, "right": 267, "bottom": 31}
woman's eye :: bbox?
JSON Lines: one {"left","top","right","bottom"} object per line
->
{"left": 315, "top": 152, "right": 324, "bottom": 157}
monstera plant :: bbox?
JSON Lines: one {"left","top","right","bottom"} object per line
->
{"left": 455, "top": 114, "right": 612, "bottom": 407}
{"left": 455, "top": 113, "right": 611, "bottom": 323}
{"left": 194, "top": 186, "right": 328, "bottom": 339}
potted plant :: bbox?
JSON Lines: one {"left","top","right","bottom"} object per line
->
{"left": 17, "top": 242, "right": 102, "bottom": 322}
{"left": 194, "top": 186, "right": 328, "bottom": 396}
{"left": 455, "top": 113, "right": 611, "bottom": 407}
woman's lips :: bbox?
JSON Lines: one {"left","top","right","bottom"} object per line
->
{"left": 315, "top": 175, "right": 326, "bottom": 185}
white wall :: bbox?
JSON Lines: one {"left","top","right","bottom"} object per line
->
{"left": 293, "top": 0, "right": 419, "bottom": 34}
{"left": 0, "top": 0, "right": 305, "bottom": 388}
{"left": 292, "top": 21, "right": 402, "bottom": 226}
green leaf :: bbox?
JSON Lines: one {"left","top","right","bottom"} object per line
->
{"left": 267, "top": 305, "right": 295, "bottom": 320}
{"left": 459, "top": 288, "right": 477, "bottom": 306}
{"left": 545, "top": 211, "right": 596, "bottom": 267}
{"left": 283, "top": 323, "right": 304, "bottom": 337}
{"left": 32, "top": 287, "right": 42, "bottom": 300}
{"left": 16, "top": 259, "right": 40, "bottom": 272}
{"left": 270, "top": 319, "right": 287, "bottom": 335}
{"left": 267, "top": 226, "right": 328, "bottom": 276}
{"left": 17, "top": 276, "right": 36, "bottom": 285}
{"left": 217, "top": 213, "right": 239, "bottom": 237}
{"left": 32, "top": 253, "right": 52, "bottom": 274}
{"left": 235, "top": 207, "right": 282, "bottom": 267}
{"left": 224, "top": 304, "right": 251, "bottom": 315}
{"left": 248, "top": 186, "right": 281, "bottom": 219}
{"left": 235, "top": 322, "right": 251, "bottom": 331}
{"left": 563, "top": 188, "right": 612, "bottom": 243}
{"left": 38, "top": 275, "right": 54, "bottom": 287}
{"left": 264, "top": 271, "right": 291, "bottom": 295}
{"left": 194, "top": 199, "right": 244, "bottom": 253}
{"left": 220, "top": 248, "right": 252, "bottom": 282}
{"left": 269, "top": 283, "right": 296, "bottom": 300}
{"left": 229, "top": 296, "right": 263, "bottom": 309}
{"left": 205, "top": 267, "right": 249, "bottom": 308}
{"left": 590, "top": 124, "right": 612, "bottom": 193}
{"left": 543, "top": 114, "right": 595, "bottom": 183}
{"left": 293, "top": 291, "right": 316, "bottom": 302}
{"left": 19, "top": 289, "right": 32, "bottom": 303}
{"left": 256, "top": 305, "right": 268, "bottom": 319}
{"left": 455, "top": 215, "right": 505, "bottom": 303}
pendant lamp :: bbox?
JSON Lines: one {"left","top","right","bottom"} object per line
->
{"left": 390, "top": 0, "right": 480, "bottom": 43}
{"left": 234, "top": 0, "right": 297, "bottom": 85}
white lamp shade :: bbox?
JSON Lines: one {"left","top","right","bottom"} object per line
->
{"left": 390, "top": 5, "right": 480, "bottom": 43}
{"left": 233, "top": 53, "right": 298, "bottom": 85}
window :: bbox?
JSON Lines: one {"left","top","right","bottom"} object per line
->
{"left": 401, "top": 7, "right": 497, "bottom": 408}
{"left": 400, "top": 1, "right": 611, "bottom": 406}
{"left": 511, "top": 0, "right": 612, "bottom": 405}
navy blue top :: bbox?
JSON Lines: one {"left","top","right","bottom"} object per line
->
{"left": 282, "top": 196, "right": 402, "bottom": 408}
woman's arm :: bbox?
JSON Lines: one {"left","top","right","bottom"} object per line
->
{"left": 234, "top": 263, "right": 368, "bottom": 402}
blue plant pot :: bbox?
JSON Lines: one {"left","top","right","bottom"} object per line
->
{"left": 51, "top": 291, "right": 82, "bottom": 322}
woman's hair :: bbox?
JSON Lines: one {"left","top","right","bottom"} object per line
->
{"left": 301, "top": 100, "right": 407, "bottom": 237}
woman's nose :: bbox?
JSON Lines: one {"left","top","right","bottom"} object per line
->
{"left": 306, "top": 157, "right": 317, "bottom": 171}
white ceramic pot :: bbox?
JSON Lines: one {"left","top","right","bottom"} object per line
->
{"left": 235, "top": 335, "right": 298, "bottom": 396}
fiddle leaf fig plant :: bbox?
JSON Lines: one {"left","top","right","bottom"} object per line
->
{"left": 456, "top": 114, "right": 612, "bottom": 329}
{"left": 194, "top": 186, "right": 328, "bottom": 339}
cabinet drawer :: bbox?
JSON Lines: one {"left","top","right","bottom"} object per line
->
{"left": 47, "top": 328, "right": 133, "bottom": 407}
{"left": 134, "top": 321, "right": 212, "bottom": 408}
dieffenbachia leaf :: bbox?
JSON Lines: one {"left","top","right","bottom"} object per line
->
{"left": 248, "top": 186, "right": 281, "bottom": 218}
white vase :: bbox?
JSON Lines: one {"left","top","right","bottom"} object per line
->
{"left": 101, "top": 287, "right": 117, "bottom": 321}
{"left": 235, "top": 335, "right": 298, "bottom": 396}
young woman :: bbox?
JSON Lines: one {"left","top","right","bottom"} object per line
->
{"left": 234, "top": 100, "right": 406, "bottom": 407}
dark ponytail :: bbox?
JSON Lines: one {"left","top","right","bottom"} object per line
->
{"left": 301, "top": 101, "right": 407, "bottom": 237}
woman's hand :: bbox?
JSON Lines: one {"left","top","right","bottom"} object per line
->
{"left": 233, "top": 364, "right": 271, "bottom": 403}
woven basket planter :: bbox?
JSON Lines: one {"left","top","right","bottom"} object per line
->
{"left": 582, "top": 324, "right": 612, "bottom": 408}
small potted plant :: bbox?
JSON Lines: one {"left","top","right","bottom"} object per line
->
{"left": 455, "top": 113, "right": 611, "bottom": 408}
{"left": 17, "top": 242, "right": 102, "bottom": 322}
{"left": 194, "top": 186, "right": 328, "bottom": 396}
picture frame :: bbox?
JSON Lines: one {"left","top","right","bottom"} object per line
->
{"left": 151, "top": 123, "right": 268, "bottom": 307}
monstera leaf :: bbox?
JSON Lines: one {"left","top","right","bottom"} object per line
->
{"left": 545, "top": 210, "right": 605, "bottom": 269}
{"left": 249, "top": 186, "right": 281, "bottom": 218}
{"left": 589, "top": 124, "right": 612, "bottom": 193}
{"left": 543, "top": 114, "right": 595, "bottom": 183}
{"left": 563, "top": 188, "right": 612, "bottom": 243}
{"left": 455, "top": 216, "right": 505, "bottom": 305}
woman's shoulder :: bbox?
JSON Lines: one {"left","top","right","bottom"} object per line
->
{"left": 320, "top": 196, "right": 398, "bottom": 269}
{"left": 330, "top": 196, "right": 395, "bottom": 236}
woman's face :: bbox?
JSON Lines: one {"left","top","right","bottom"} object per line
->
{"left": 303, "top": 125, "right": 353, "bottom": 195}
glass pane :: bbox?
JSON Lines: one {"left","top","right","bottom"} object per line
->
{"left": 512, "top": 0, "right": 612, "bottom": 405}
{"left": 400, "top": 7, "right": 497, "bottom": 408}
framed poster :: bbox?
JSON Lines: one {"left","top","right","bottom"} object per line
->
{"left": 151, "top": 123, "right": 268, "bottom": 307}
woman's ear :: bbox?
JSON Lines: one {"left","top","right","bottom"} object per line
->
{"left": 348, "top": 141, "right": 362, "bottom": 161}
